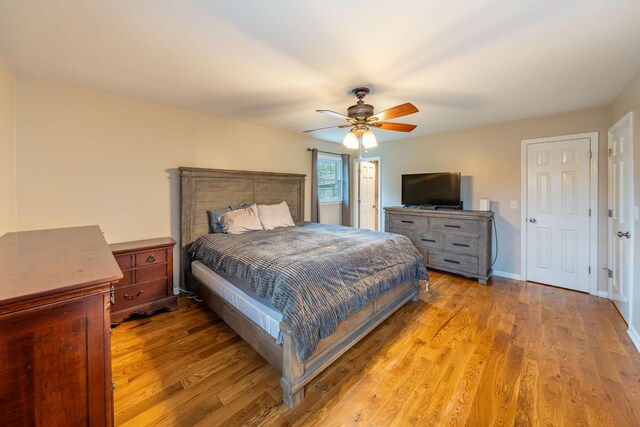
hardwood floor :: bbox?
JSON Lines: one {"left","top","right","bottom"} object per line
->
{"left": 111, "top": 272, "right": 640, "bottom": 426}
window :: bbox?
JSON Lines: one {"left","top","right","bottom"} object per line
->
{"left": 317, "top": 155, "right": 342, "bottom": 202}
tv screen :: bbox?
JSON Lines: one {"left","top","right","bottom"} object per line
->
{"left": 401, "top": 172, "right": 461, "bottom": 207}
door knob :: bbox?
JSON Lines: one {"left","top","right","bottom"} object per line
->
{"left": 529, "top": 218, "right": 537, "bottom": 223}
{"left": 617, "top": 231, "right": 631, "bottom": 239}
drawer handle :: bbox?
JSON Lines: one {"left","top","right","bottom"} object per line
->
{"left": 421, "top": 238, "right": 436, "bottom": 243}
{"left": 452, "top": 243, "right": 470, "bottom": 247}
{"left": 146, "top": 255, "right": 156, "bottom": 263}
{"left": 444, "top": 224, "right": 461, "bottom": 228}
{"left": 444, "top": 259, "right": 460, "bottom": 264}
{"left": 124, "top": 290, "right": 144, "bottom": 300}
{"left": 401, "top": 220, "right": 414, "bottom": 224}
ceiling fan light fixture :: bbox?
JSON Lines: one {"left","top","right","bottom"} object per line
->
{"left": 343, "top": 130, "right": 359, "bottom": 149}
{"left": 362, "top": 130, "right": 378, "bottom": 148}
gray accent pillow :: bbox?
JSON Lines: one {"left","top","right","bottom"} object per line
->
{"left": 207, "top": 202, "right": 252, "bottom": 233}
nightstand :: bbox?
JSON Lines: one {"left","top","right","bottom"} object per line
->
{"left": 109, "top": 237, "right": 178, "bottom": 324}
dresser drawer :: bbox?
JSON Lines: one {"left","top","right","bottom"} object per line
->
{"left": 430, "top": 217, "right": 479, "bottom": 236}
{"left": 428, "top": 250, "right": 478, "bottom": 274}
{"left": 135, "top": 249, "right": 167, "bottom": 267}
{"left": 136, "top": 263, "right": 167, "bottom": 283}
{"left": 113, "top": 279, "right": 168, "bottom": 309}
{"left": 388, "top": 214, "right": 429, "bottom": 233}
{"left": 411, "top": 232, "right": 443, "bottom": 250}
{"left": 444, "top": 235, "right": 479, "bottom": 255}
{"left": 388, "top": 227, "right": 413, "bottom": 240}
{"left": 115, "top": 254, "right": 133, "bottom": 270}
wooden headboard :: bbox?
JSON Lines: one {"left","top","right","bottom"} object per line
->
{"left": 180, "top": 167, "right": 306, "bottom": 252}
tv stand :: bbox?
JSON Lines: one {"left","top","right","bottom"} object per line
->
{"left": 385, "top": 206, "right": 493, "bottom": 284}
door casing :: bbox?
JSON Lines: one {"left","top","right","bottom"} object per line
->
{"left": 520, "top": 132, "right": 599, "bottom": 295}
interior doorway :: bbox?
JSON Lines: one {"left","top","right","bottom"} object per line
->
{"left": 356, "top": 157, "right": 380, "bottom": 231}
{"left": 520, "top": 133, "right": 599, "bottom": 295}
{"left": 607, "top": 112, "right": 635, "bottom": 325}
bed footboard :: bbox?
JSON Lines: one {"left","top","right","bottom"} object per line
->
{"left": 279, "top": 281, "right": 420, "bottom": 408}
{"left": 186, "top": 270, "right": 420, "bottom": 409}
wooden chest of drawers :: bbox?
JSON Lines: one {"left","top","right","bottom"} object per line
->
{"left": 385, "top": 207, "right": 494, "bottom": 284}
{"left": 110, "top": 237, "right": 177, "bottom": 324}
{"left": 0, "top": 226, "right": 121, "bottom": 426}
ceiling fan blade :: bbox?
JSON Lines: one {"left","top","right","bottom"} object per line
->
{"left": 303, "top": 124, "right": 352, "bottom": 133}
{"left": 369, "top": 102, "right": 419, "bottom": 122}
{"left": 371, "top": 122, "right": 417, "bottom": 132}
{"left": 316, "top": 109, "right": 352, "bottom": 121}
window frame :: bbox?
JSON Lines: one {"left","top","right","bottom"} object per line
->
{"left": 317, "top": 154, "right": 343, "bottom": 203}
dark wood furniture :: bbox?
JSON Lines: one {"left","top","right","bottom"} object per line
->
{"left": 180, "top": 167, "right": 422, "bottom": 408}
{"left": 385, "top": 207, "right": 494, "bottom": 284}
{"left": 109, "top": 237, "right": 177, "bottom": 324}
{"left": 0, "top": 226, "right": 122, "bottom": 426}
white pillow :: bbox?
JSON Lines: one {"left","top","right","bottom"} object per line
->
{"left": 218, "top": 204, "right": 264, "bottom": 234}
{"left": 258, "top": 201, "right": 296, "bottom": 230}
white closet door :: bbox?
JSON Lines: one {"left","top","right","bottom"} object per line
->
{"left": 526, "top": 138, "right": 590, "bottom": 292}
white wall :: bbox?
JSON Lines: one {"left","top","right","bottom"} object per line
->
{"left": 319, "top": 202, "right": 343, "bottom": 225}
{"left": 611, "top": 69, "right": 640, "bottom": 340}
{"left": 0, "top": 53, "right": 16, "bottom": 236}
{"left": 364, "top": 106, "right": 611, "bottom": 288}
{"left": 15, "top": 76, "right": 344, "bottom": 286}
{"left": 10, "top": 74, "right": 630, "bottom": 296}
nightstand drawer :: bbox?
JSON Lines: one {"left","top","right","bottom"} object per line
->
{"left": 430, "top": 217, "right": 479, "bottom": 236}
{"left": 113, "top": 279, "right": 168, "bottom": 309}
{"left": 115, "top": 254, "right": 133, "bottom": 270}
{"left": 136, "top": 263, "right": 167, "bottom": 283}
{"left": 444, "top": 235, "right": 479, "bottom": 255}
{"left": 135, "top": 249, "right": 166, "bottom": 267}
{"left": 115, "top": 270, "right": 133, "bottom": 286}
{"left": 428, "top": 250, "right": 478, "bottom": 274}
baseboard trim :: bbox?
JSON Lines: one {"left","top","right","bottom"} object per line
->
{"left": 628, "top": 326, "right": 640, "bottom": 353}
{"left": 597, "top": 290, "right": 610, "bottom": 299}
{"left": 493, "top": 270, "right": 521, "bottom": 281}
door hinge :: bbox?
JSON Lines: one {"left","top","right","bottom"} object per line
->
{"left": 608, "top": 209, "right": 613, "bottom": 218}
{"left": 589, "top": 151, "right": 593, "bottom": 159}
{"left": 588, "top": 266, "right": 591, "bottom": 274}
{"left": 589, "top": 208, "right": 591, "bottom": 217}
{"left": 608, "top": 148, "right": 613, "bottom": 157}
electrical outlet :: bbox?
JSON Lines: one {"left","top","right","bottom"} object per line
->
{"left": 510, "top": 201, "right": 518, "bottom": 209}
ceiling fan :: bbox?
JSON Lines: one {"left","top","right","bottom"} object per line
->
{"left": 303, "top": 87, "right": 419, "bottom": 149}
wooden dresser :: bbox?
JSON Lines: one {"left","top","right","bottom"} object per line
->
{"left": 385, "top": 207, "right": 494, "bottom": 284}
{"left": 0, "top": 226, "right": 122, "bottom": 426}
{"left": 109, "top": 237, "right": 177, "bottom": 324}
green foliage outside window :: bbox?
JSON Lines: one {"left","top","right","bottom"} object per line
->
{"left": 318, "top": 158, "right": 342, "bottom": 201}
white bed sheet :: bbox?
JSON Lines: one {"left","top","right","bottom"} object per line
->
{"left": 191, "top": 260, "right": 282, "bottom": 340}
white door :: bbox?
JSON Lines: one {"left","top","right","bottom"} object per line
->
{"left": 608, "top": 113, "right": 634, "bottom": 324}
{"left": 359, "top": 161, "right": 377, "bottom": 231}
{"left": 526, "top": 138, "right": 591, "bottom": 291}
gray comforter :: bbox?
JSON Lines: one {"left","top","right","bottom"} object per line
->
{"left": 190, "top": 222, "right": 427, "bottom": 362}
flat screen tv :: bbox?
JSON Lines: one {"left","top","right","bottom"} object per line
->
{"left": 401, "top": 172, "right": 462, "bottom": 208}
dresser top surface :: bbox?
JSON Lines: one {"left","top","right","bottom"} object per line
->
{"left": 384, "top": 206, "right": 494, "bottom": 218}
{"left": 0, "top": 225, "right": 123, "bottom": 308}
{"left": 110, "top": 236, "right": 176, "bottom": 254}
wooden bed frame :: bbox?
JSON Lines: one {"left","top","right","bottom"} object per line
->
{"left": 180, "top": 167, "right": 420, "bottom": 408}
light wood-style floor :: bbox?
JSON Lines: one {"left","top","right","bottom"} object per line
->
{"left": 112, "top": 272, "right": 640, "bottom": 426}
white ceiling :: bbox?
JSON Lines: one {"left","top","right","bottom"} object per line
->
{"left": 1, "top": 0, "right": 639, "bottom": 143}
